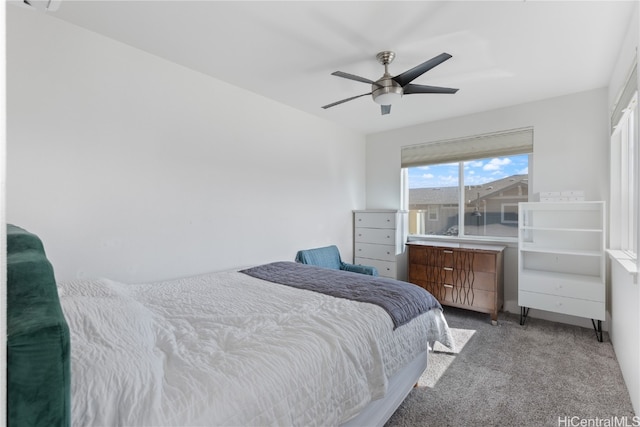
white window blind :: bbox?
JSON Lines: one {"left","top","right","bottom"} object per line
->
{"left": 401, "top": 127, "right": 534, "bottom": 168}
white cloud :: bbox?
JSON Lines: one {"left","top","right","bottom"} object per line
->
{"left": 483, "top": 157, "right": 512, "bottom": 171}
{"left": 465, "top": 160, "right": 484, "bottom": 168}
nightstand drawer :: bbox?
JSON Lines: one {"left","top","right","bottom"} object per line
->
{"left": 355, "top": 243, "right": 396, "bottom": 261}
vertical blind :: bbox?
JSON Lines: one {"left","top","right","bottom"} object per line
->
{"left": 400, "top": 127, "right": 534, "bottom": 168}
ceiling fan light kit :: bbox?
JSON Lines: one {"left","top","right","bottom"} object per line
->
{"left": 372, "top": 52, "right": 402, "bottom": 105}
{"left": 372, "top": 83, "right": 403, "bottom": 105}
{"left": 322, "top": 50, "right": 459, "bottom": 115}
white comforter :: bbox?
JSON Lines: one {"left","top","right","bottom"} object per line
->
{"left": 59, "top": 269, "right": 453, "bottom": 426}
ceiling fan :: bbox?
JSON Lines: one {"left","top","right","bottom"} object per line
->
{"left": 322, "top": 51, "right": 459, "bottom": 115}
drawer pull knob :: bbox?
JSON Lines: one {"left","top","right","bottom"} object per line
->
{"left": 443, "top": 284, "right": 454, "bottom": 288}
{"left": 443, "top": 250, "right": 453, "bottom": 254}
{"left": 443, "top": 267, "right": 453, "bottom": 271}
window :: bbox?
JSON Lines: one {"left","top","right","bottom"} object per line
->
{"left": 401, "top": 128, "right": 532, "bottom": 239}
{"left": 610, "top": 83, "right": 638, "bottom": 258}
{"left": 427, "top": 205, "right": 438, "bottom": 221}
{"left": 501, "top": 203, "right": 519, "bottom": 224}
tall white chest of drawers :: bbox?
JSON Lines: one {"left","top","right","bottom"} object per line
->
{"left": 353, "top": 210, "right": 408, "bottom": 280}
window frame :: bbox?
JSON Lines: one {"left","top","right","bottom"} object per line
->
{"left": 427, "top": 205, "right": 438, "bottom": 221}
{"left": 610, "top": 91, "right": 638, "bottom": 260}
{"left": 501, "top": 203, "right": 519, "bottom": 225}
{"left": 403, "top": 153, "right": 532, "bottom": 241}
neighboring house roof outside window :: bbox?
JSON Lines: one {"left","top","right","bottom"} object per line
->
{"left": 408, "top": 174, "right": 528, "bottom": 209}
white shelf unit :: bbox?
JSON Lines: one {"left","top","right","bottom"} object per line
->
{"left": 518, "top": 201, "right": 606, "bottom": 341}
{"left": 353, "top": 210, "right": 408, "bottom": 280}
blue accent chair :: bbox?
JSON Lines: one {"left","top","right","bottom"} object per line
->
{"left": 295, "top": 245, "right": 378, "bottom": 276}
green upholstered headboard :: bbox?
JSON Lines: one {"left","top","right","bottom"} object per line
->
{"left": 7, "top": 224, "right": 70, "bottom": 427}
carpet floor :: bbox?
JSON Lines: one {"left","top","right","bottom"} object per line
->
{"left": 385, "top": 307, "right": 636, "bottom": 427}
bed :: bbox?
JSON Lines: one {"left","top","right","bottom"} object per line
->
{"left": 7, "top": 224, "right": 454, "bottom": 427}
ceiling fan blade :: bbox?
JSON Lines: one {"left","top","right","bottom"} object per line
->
{"left": 403, "top": 83, "right": 459, "bottom": 95}
{"left": 322, "top": 92, "right": 372, "bottom": 109}
{"left": 381, "top": 105, "right": 391, "bottom": 115}
{"left": 392, "top": 53, "right": 453, "bottom": 87}
{"left": 331, "top": 71, "right": 376, "bottom": 85}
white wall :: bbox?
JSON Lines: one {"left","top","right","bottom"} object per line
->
{"left": 6, "top": 6, "right": 366, "bottom": 283}
{"left": 366, "top": 89, "right": 609, "bottom": 209}
{"left": 608, "top": 1, "right": 640, "bottom": 415}
{"left": 365, "top": 88, "right": 610, "bottom": 323}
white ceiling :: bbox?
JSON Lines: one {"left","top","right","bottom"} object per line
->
{"left": 25, "top": 0, "right": 637, "bottom": 135}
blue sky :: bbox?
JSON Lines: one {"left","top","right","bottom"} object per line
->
{"left": 408, "top": 154, "right": 529, "bottom": 188}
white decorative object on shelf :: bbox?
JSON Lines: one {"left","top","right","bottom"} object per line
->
{"left": 353, "top": 210, "right": 408, "bottom": 280}
{"left": 537, "top": 190, "right": 585, "bottom": 202}
{"left": 518, "top": 201, "right": 606, "bottom": 341}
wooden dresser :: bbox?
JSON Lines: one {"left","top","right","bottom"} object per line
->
{"left": 406, "top": 241, "right": 505, "bottom": 324}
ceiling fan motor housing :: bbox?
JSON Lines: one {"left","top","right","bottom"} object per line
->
{"left": 372, "top": 51, "right": 403, "bottom": 105}
{"left": 372, "top": 78, "right": 403, "bottom": 105}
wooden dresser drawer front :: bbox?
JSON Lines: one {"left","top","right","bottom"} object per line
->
{"left": 443, "top": 269, "right": 496, "bottom": 292}
{"left": 440, "top": 249, "right": 455, "bottom": 267}
{"left": 472, "top": 252, "right": 498, "bottom": 273}
{"left": 355, "top": 227, "right": 395, "bottom": 245}
{"left": 409, "top": 246, "right": 446, "bottom": 267}
{"left": 519, "top": 291, "right": 605, "bottom": 320}
{"left": 355, "top": 257, "right": 396, "bottom": 278}
{"left": 465, "top": 271, "right": 496, "bottom": 292}
{"left": 439, "top": 285, "right": 495, "bottom": 311}
{"left": 440, "top": 268, "right": 454, "bottom": 286}
{"left": 355, "top": 212, "right": 396, "bottom": 228}
{"left": 407, "top": 265, "right": 495, "bottom": 292}
{"left": 409, "top": 246, "right": 427, "bottom": 264}
{"left": 519, "top": 274, "right": 604, "bottom": 302}
{"left": 412, "top": 279, "right": 437, "bottom": 296}
{"left": 408, "top": 263, "right": 427, "bottom": 282}
{"left": 355, "top": 243, "right": 396, "bottom": 261}
{"left": 418, "top": 246, "right": 454, "bottom": 267}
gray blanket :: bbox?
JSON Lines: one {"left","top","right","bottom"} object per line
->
{"left": 240, "top": 261, "right": 442, "bottom": 329}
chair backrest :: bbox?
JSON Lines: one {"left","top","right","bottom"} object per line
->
{"left": 7, "top": 224, "right": 71, "bottom": 427}
{"left": 295, "top": 245, "right": 343, "bottom": 270}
